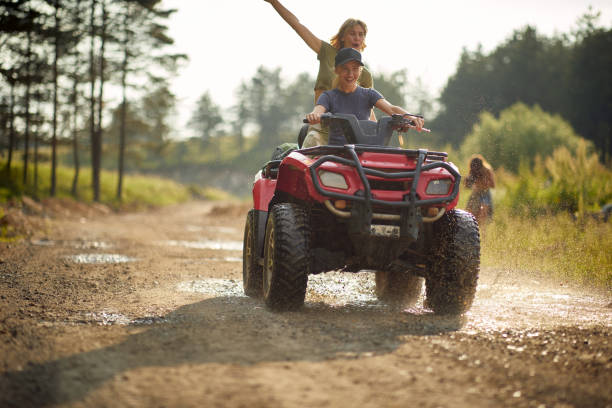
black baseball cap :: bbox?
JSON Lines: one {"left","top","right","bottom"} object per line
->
{"left": 335, "top": 48, "right": 365, "bottom": 67}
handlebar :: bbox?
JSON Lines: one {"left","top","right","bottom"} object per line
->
{"left": 304, "top": 113, "right": 430, "bottom": 132}
{"left": 303, "top": 112, "right": 330, "bottom": 123}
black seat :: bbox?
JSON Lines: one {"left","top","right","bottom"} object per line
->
{"left": 297, "top": 123, "right": 309, "bottom": 148}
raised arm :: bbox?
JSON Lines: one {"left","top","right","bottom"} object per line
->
{"left": 264, "top": 0, "right": 322, "bottom": 53}
{"left": 374, "top": 99, "right": 425, "bottom": 131}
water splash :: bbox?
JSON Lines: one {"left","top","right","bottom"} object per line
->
{"left": 177, "top": 278, "right": 245, "bottom": 297}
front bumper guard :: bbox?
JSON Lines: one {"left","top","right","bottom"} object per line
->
{"left": 302, "top": 145, "right": 461, "bottom": 240}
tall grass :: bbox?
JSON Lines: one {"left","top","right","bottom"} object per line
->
{"left": 480, "top": 211, "right": 611, "bottom": 290}
{"left": 0, "top": 161, "right": 231, "bottom": 208}
{"left": 462, "top": 140, "right": 612, "bottom": 290}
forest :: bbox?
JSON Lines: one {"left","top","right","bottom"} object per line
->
{"left": 0, "top": 2, "right": 610, "bottom": 207}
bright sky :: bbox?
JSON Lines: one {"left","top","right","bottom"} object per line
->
{"left": 162, "top": 0, "right": 612, "bottom": 138}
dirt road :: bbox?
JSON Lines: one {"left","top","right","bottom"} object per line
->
{"left": 1, "top": 201, "right": 610, "bottom": 408}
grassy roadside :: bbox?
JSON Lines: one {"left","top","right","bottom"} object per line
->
{"left": 480, "top": 211, "right": 611, "bottom": 290}
{"left": 0, "top": 161, "right": 233, "bottom": 209}
{"left": 0, "top": 161, "right": 236, "bottom": 241}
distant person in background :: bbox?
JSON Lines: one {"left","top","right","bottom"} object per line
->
{"left": 465, "top": 154, "right": 495, "bottom": 226}
{"left": 263, "top": 0, "right": 375, "bottom": 144}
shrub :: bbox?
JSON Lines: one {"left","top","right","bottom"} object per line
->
{"left": 495, "top": 140, "right": 612, "bottom": 215}
{"left": 461, "top": 103, "right": 585, "bottom": 173}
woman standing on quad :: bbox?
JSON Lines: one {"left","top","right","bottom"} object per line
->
{"left": 263, "top": 0, "right": 374, "bottom": 102}
{"left": 465, "top": 155, "right": 495, "bottom": 225}
{"left": 263, "top": 0, "right": 376, "bottom": 146}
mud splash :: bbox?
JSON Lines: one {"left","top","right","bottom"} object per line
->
{"left": 176, "top": 269, "right": 610, "bottom": 333}
{"left": 177, "top": 278, "right": 245, "bottom": 297}
{"left": 466, "top": 282, "right": 612, "bottom": 331}
{"left": 176, "top": 272, "right": 386, "bottom": 308}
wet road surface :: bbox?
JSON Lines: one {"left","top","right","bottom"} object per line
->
{"left": 0, "top": 201, "right": 610, "bottom": 408}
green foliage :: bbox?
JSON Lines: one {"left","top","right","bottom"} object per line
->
{"left": 233, "top": 67, "right": 314, "bottom": 150}
{"left": 568, "top": 23, "right": 612, "bottom": 160}
{"left": 461, "top": 103, "right": 584, "bottom": 173}
{"left": 371, "top": 70, "right": 434, "bottom": 121}
{"left": 432, "top": 20, "right": 612, "bottom": 158}
{"left": 493, "top": 140, "right": 612, "bottom": 215}
{"left": 188, "top": 91, "right": 223, "bottom": 144}
{"left": 543, "top": 140, "right": 612, "bottom": 214}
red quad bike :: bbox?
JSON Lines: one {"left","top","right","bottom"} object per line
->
{"left": 243, "top": 113, "right": 480, "bottom": 314}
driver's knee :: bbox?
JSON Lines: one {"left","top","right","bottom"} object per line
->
{"left": 302, "top": 125, "right": 328, "bottom": 148}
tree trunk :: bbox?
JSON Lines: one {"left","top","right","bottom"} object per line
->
{"left": 117, "top": 4, "right": 130, "bottom": 200}
{"left": 89, "top": 0, "right": 99, "bottom": 201}
{"left": 71, "top": 1, "right": 82, "bottom": 197}
{"left": 95, "top": 0, "right": 107, "bottom": 199}
{"left": 33, "top": 99, "right": 40, "bottom": 194}
{"left": 71, "top": 60, "right": 80, "bottom": 197}
{"left": 50, "top": 0, "right": 60, "bottom": 196}
{"left": 23, "top": 26, "right": 32, "bottom": 186}
{"left": 7, "top": 78, "right": 15, "bottom": 176}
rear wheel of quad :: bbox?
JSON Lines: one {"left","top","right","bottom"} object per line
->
{"left": 425, "top": 209, "right": 480, "bottom": 315}
{"left": 243, "top": 209, "right": 263, "bottom": 298}
{"left": 375, "top": 271, "right": 422, "bottom": 307}
{"left": 263, "top": 203, "right": 310, "bottom": 311}
{"left": 242, "top": 210, "right": 263, "bottom": 298}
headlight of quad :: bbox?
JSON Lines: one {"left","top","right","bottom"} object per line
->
{"left": 425, "top": 179, "right": 451, "bottom": 195}
{"left": 318, "top": 170, "right": 348, "bottom": 190}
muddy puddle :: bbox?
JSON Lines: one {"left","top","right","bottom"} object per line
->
{"left": 185, "top": 225, "right": 238, "bottom": 234}
{"left": 64, "top": 254, "right": 138, "bottom": 264}
{"left": 32, "top": 239, "right": 113, "bottom": 249}
{"left": 37, "top": 311, "right": 168, "bottom": 327}
{"left": 80, "top": 311, "right": 168, "bottom": 326}
{"left": 157, "top": 240, "right": 242, "bottom": 251}
{"left": 182, "top": 257, "right": 242, "bottom": 264}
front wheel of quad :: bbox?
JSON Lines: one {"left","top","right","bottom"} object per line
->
{"left": 425, "top": 209, "right": 480, "bottom": 315}
{"left": 375, "top": 271, "right": 422, "bottom": 307}
{"left": 262, "top": 203, "right": 310, "bottom": 311}
{"left": 243, "top": 209, "right": 263, "bottom": 298}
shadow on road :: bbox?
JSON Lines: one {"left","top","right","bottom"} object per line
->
{"left": 0, "top": 295, "right": 464, "bottom": 407}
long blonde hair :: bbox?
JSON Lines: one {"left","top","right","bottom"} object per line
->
{"left": 330, "top": 18, "right": 368, "bottom": 51}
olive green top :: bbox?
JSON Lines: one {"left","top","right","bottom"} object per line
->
{"left": 314, "top": 41, "right": 373, "bottom": 103}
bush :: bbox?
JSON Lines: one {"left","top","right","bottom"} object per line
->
{"left": 496, "top": 140, "right": 612, "bottom": 215}
{"left": 461, "top": 103, "right": 585, "bottom": 173}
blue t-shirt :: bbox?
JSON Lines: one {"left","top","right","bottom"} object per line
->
{"left": 317, "top": 86, "right": 384, "bottom": 145}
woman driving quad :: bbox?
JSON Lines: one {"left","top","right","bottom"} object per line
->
{"left": 305, "top": 48, "right": 425, "bottom": 147}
